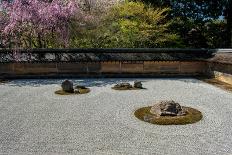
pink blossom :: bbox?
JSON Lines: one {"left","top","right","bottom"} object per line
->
{"left": 0, "top": 0, "right": 80, "bottom": 48}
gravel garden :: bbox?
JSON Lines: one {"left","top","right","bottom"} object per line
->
{"left": 0, "top": 78, "right": 232, "bottom": 155}
{"left": 0, "top": 0, "right": 231, "bottom": 154}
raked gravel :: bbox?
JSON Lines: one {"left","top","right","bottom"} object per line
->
{"left": 0, "top": 78, "right": 232, "bottom": 155}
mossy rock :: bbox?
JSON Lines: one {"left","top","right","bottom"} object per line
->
{"left": 134, "top": 106, "right": 203, "bottom": 125}
{"left": 0, "top": 79, "right": 10, "bottom": 84}
{"left": 55, "top": 88, "right": 90, "bottom": 95}
{"left": 76, "top": 88, "right": 91, "bottom": 94}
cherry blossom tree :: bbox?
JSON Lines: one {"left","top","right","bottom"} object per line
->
{"left": 0, "top": 0, "right": 80, "bottom": 48}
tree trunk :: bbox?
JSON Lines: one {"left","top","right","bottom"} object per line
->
{"left": 226, "top": 0, "right": 232, "bottom": 47}
{"left": 37, "top": 33, "right": 43, "bottom": 48}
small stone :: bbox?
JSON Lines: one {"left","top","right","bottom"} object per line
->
{"left": 150, "top": 100, "right": 186, "bottom": 117}
{"left": 134, "top": 81, "right": 143, "bottom": 89}
{"left": 74, "top": 89, "right": 80, "bottom": 94}
{"left": 74, "top": 85, "right": 90, "bottom": 94}
{"left": 61, "top": 80, "right": 74, "bottom": 93}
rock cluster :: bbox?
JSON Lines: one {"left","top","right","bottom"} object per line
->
{"left": 61, "top": 80, "right": 89, "bottom": 94}
{"left": 150, "top": 100, "right": 186, "bottom": 117}
{"left": 113, "top": 81, "right": 143, "bottom": 90}
{"left": 113, "top": 83, "right": 133, "bottom": 89}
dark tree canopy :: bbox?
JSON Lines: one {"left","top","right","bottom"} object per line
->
{"left": 136, "top": 0, "right": 231, "bottom": 47}
{"left": 138, "top": 0, "right": 225, "bottom": 20}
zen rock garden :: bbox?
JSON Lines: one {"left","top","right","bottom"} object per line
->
{"left": 112, "top": 81, "right": 144, "bottom": 90}
{"left": 55, "top": 80, "right": 203, "bottom": 125}
{"left": 55, "top": 80, "right": 91, "bottom": 95}
{"left": 1, "top": 78, "right": 232, "bottom": 155}
{"left": 134, "top": 100, "right": 203, "bottom": 125}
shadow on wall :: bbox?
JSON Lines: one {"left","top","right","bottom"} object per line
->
{"left": 3, "top": 77, "right": 202, "bottom": 87}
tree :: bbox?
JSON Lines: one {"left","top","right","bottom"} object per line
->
{"left": 137, "top": 0, "right": 224, "bottom": 20}
{"left": 224, "top": 0, "right": 232, "bottom": 47}
{"left": 0, "top": 11, "right": 7, "bottom": 48}
{"left": 77, "top": 0, "right": 123, "bottom": 12}
{"left": 137, "top": 0, "right": 228, "bottom": 48}
{"left": 0, "top": 0, "right": 80, "bottom": 48}
{"left": 72, "top": 1, "right": 183, "bottom": 48}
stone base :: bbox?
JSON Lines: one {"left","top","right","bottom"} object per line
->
{"left": 134, "top": 106, "right": 202, "bottom": 125}
{"left": 55, "top": 88, "right": 90, "bottom": 95}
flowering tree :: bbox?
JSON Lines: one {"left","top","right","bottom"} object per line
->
{"left": 1, "top": 0, "right": 80, "bottom": 48}
{"left": 0, "top": 11, "right": 7, "bottom": 48}
{"left": 77, "top": 0, "right": 122, "bottom": 12}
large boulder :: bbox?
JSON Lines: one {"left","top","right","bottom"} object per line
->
{"left": 150, "top": 100, "right": 186, "bottom": 117}
{"left": 61, "top": 80, "right": 74, "bottom": 93}
{"left": 134, "top": 81, "right": 143, "bottom": 89}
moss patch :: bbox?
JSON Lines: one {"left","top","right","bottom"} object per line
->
{"left": 55, "top": 90, "right": 74, "bottom": 95}
{"left": 134, "top": 106, "right": 203, "bottom": 125}
{"left": 199, "top": 78, "right": 232, "bottom": 92}
{"left": 55, "top": 88, "right": 90, "bottom": 95}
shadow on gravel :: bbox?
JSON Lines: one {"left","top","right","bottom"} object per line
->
{"left": 5, "top": 78, "right": 150, "bottom": 87}
{"left": 3, "top": 77, "right": 202, "bottom": 87}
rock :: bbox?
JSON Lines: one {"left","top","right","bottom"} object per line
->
{"left": 74, "top": 87, "right": 90, "bottom": 94}
{"left": 74, "top": 89, "right": 80, "bottom": 94}
{"left": 75, "top": 85, "right": 87, "bottom": 89}
{"left": 114, "top": 83, "right": 132, "bottom": 89}
{"left": 74, "top": 85, "right": 90, "bottom": 94}
{"left": 150, "top": 100, "right": 186, "bottom": 117}
{"left": 61, "top": 80, "right": 74, "bottom": 93}
{"left": 134, "top": 81, "right": 143, "bottom": 88}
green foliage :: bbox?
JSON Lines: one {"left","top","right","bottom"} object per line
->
{"left": 2, "top": 0, "right": 229, "bottom": 48}
{"left": 137, "top": 0, "right": 229, "bottom": 48}
{"left": 203, "top": 20, "right": 227, "bottom": 48}
{"left": 71, "top": 1, "right": 183, "bottom": 48}
{"left": 169, "top": 18, "right": 227, "bottom": 48}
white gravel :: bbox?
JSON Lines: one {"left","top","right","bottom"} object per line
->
{"left": 0, "top": 78, "right": 232, "bottom": 155}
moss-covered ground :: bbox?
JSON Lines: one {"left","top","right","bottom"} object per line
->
{"left": 199, "top": 78, "right": 232, "bottom": 92}
{"left": 55, "top": 88, "right": 90, "bottom": 95}
{"left": 134, "top": 106, "right": 203, "bottom": 125}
